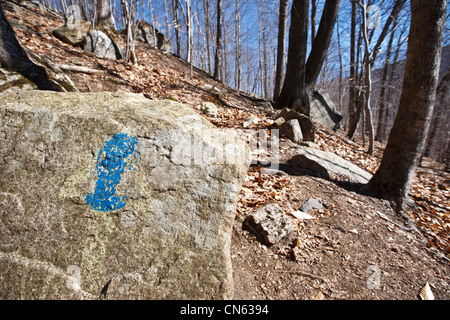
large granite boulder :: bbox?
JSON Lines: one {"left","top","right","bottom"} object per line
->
{"left": 0, "top": 91, "right": 250, "bottom": 299}
{"left": 82, "top": 30, "right": 123, "bottom": 60}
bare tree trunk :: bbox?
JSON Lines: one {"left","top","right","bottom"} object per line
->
{"left": 375, "top": 16, "right": 397, "bottom": 142}
{"left": 172, "top": 0, "right": 181, "bottom": 57}
{"left": 276, "top": 0, "right": 309, "bottom": 114}
{"left": 0, "top": 4, "right": 57, "bottom": 90}
{"left": 347, "top": 0, "right": 357, "bottom": 133}
{"left": 348, "top": 22, "right": 364, "bottom": 140}
{"left": 423, "top": 66, "right": 450, "bottom": 159}
{"left": 347, "top": 0, "right": 405, "bottom": 140}
{"left": 214, "top": 0, "right": 223, "bottom": 82}
{"left": 186, "top": 0, "right": 193, "bottom": 65}
{"left": 120, "top": 0, "right": 136, "bottom": 64}
{"left": 361, "top": 0, "right": 374, "bottom": 155}
{"left": 310, "top": 0, "right": 317, "bottom": 45}
{"left": 336, "top": 17, "right": 343, "bottom": 113}
{"left": 273, "top": 0, "right": 288, "bottom": 100}
{"left": 234, "top": 0, "right": 241, "bottom": 90}
{"left": 203, "top": 0, "right": 212, "bottom": 75}
{"left": 369, "top": 0, "right": 447, "bottom": 208}
{"left": 305, "top": 0, "right": 341, "bottom": 90}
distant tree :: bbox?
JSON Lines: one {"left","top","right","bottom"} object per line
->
{"left": 368, "top": 0, "right": 447, "bottom": 212}
{"left": 347, "top": 0, "right": 406, "bottom": 140}
{"left": 0, "top": 4, "right": 56, "bottom": 90}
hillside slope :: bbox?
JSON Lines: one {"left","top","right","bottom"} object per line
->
{"left": 2, "top": 1, "right": 449, "bottom": 300}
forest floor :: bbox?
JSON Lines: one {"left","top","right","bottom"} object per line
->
{"left": 4, "top": 2, "right": 450, "bottom": 300}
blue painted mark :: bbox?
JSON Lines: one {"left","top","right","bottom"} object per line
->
{"left": 86, "top": 133, "right": 138, "bottom": 212}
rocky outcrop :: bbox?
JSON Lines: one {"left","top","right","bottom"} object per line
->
{"left": 0, "top": 90, "right": 250, "bottom": 299}
{"left": 133, "top": 21, "right": 171, "bottom": 52}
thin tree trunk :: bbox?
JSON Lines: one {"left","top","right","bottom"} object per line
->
{"left": 273, "top": 0, "right": 288, "bottom": 100}
{"left": 369, "top": 0, "right": 447, "bottom": 208}
{"left": 361, "top": 0, "right": 374, "bottom": 155}
{"left": 214, "top": 0, "right": 223, "bottom": 82}
{"left": 336, "top": 17, "right": 343, "bottom": 113}
{"left": 375, "top": 16, "right": 397, "bottom": 142}
{"left": 203, "top": 0, "right": 212, "bottom": 75}
{"left": 348, "top": 23, "right": 364, "bottom": 140}
{"left": 347, "top": 0, "right": 357, "bottom": 133}
{"left": 304, "top": 0, "right": 341, "bottom": 90}
{"left": 234, "top": 0, "right": 241, "bottom": 90}
{"left": 310, "top": 0, "right": 317, "bottom": 45}
{"left": 172, "top": 0, "right": 181, "bottom": 57}
{"left": 121, "top": 0, "right": 136, "bottom": 64}
{"left": 186, "top": 0, "right": 192, "bottom": 64}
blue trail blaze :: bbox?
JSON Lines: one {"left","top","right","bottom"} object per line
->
{"left": 86, "top": 133, "right": 138, "bottom": 212}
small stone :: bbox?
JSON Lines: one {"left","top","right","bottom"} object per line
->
{"left": 300, "top": 198, "right": 324, "bottom": 212}
{"left": 244, "top": 203, "right": 294, "bottom": 246}
{"left": 278, "top": 119, "right": 303, "bottom": 144}
{"left": 202, "top": 102, "right": 218, "bottom": 117}
{"left": 291, "top": 211, "right": 315, "bottom": 220}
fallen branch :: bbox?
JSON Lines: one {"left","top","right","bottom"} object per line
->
{"left": 56, "top": 64, "right": 105, "bottom": 75}
{"left": 375, "top": 210, "right": 416, "bottom": 232}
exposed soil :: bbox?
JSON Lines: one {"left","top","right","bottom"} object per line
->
{"left": 232, "top": 163, "right": 450, "bottom": 300}
{"left": 3, "top": 1, "right": 449, "bottom": 300}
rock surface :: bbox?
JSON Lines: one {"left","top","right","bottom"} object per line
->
{"left": 0, "top": 90, "right": 250, "bottom": 299}
{"left": 244, "top": 203, "right": 294, "bottom": 246}
{"left": 290, "top": 147, "right": 373, "bottom": 183}
{"left": 278, "top": 119, "right": 303, "bottom": 144}
{"left": 275, "top": 108, "right": 315, "bottom": 142}
{"left": 52, "top": 21, "right": 92, "bottom": 46}
{"left": 309, "top": 90, "right": 343, "bottom": 131}
{"left": 202, "top": 102, "right": 218, "bottom": 117}
{"left": 133, "top": 21, "right": 171, "bottom": 52}
{"left": 82, "top": 30, "right": 123, "bottom": 60}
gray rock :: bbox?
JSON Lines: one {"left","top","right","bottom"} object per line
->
{"left": 275, "top": 108, "right": 315, "bottom": 142}
{"left": 244, "top": 203, "right": 294, "bottom": 246}
{"left": 202, "top": 102, "right": 218, "bottom": 117}
{"left": 300, "top": 198, "right": 323, "bottom": 212}
{"left": 0, "top": 90, "right": 250, "bottom": 299}
{"left": 82, "top": 30, "right": 123, "bottom": 60}
{"left": 290, "top": 147, "right": 373, "bottom": 183}
{"left": 53, "top": 21, "right": 92, "bottom": 46}
{"left": 133, "top": 21, "right": 171, "bottom": 52}
{"left": 309, "top": 90, "right": 343, "bottom": 131}
{"left": 278, "top": 119, "right": 303, "bottom": 144}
